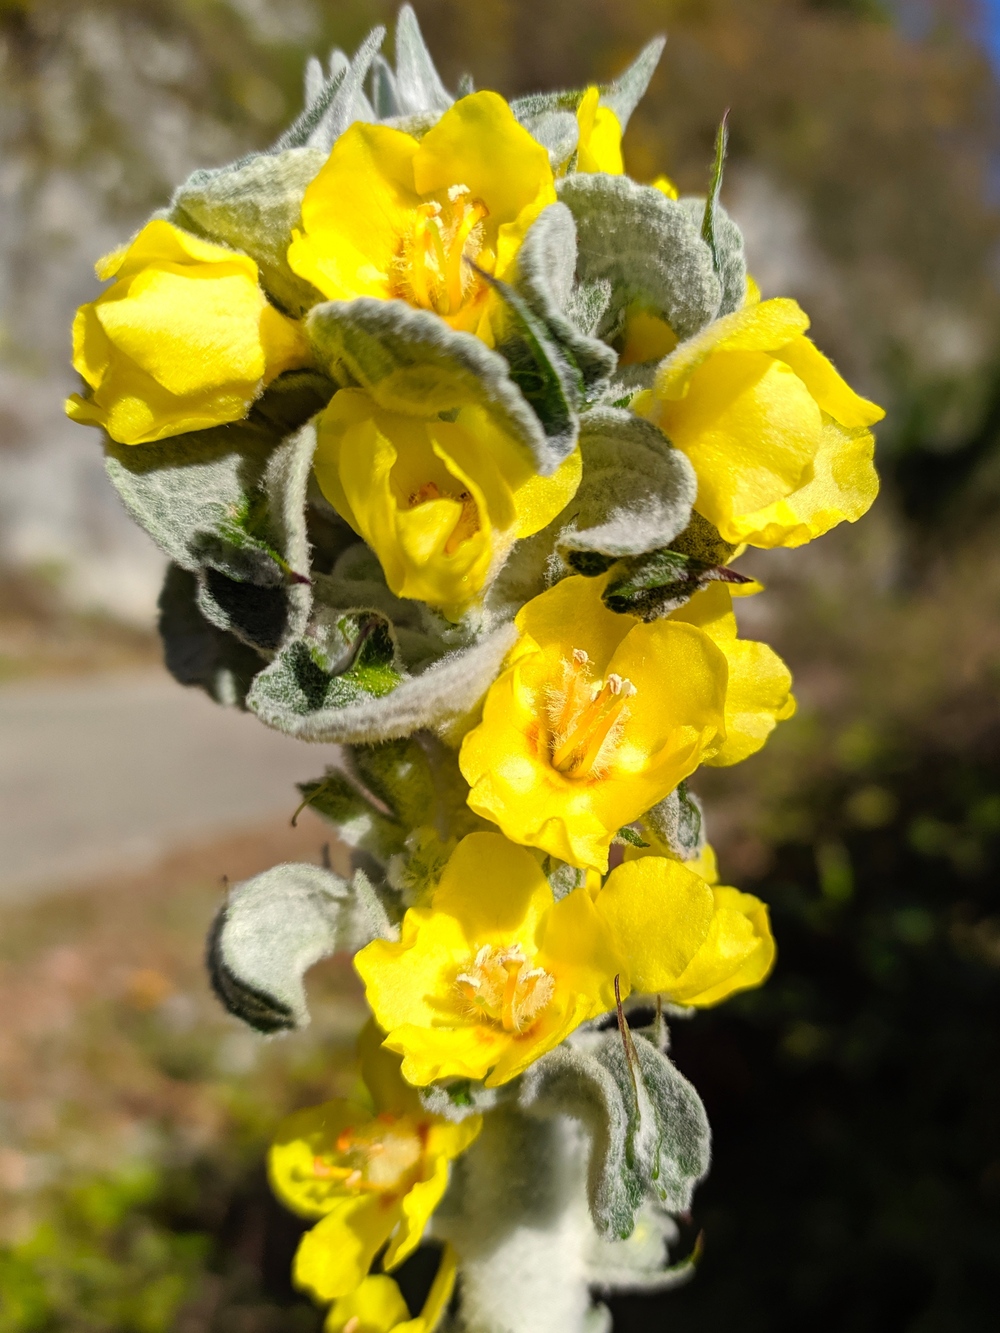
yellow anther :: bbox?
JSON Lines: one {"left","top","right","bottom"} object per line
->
{"left": 455, "top": 943, "right": 555, "bottom": 1034}
{"left": 395, "top": 188, "right": 490, "bottom": 317}
{"left": 548, "top": 652, "right": 636, "bottom": 778}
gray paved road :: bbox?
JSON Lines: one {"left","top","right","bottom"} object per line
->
{"left": 0, "top": 670, "right": 339, "bottom": 901}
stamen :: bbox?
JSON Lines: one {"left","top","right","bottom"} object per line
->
{"left": 393, "top": 188, "right": 491, "bottom": 317}
{"left": 313, "top": 1116, "right": 424, "bottom": 1195}
{"left": 548, "top": 652, "right": 636, "bottom": 779}
{"left": 455, "top": 944, "right": 555, "bottom": 1034}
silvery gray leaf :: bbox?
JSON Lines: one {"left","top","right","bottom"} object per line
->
{"left": 208, "top": 862, "right": 399, "bottom": 1034}
{"left": 679, "top": 196, "right": 747, "bottom": 318}
{"left": 304, "top": 26, "right": 386, "bottom": 151}
{"left": 394, "top": 3, "right": 453, "bottom": 115}
{"left": 418, "top": 1079, "right": 503, "bottom": 1124}
{"left": 169, "top": 147, "right": 326, "bottom": 316}
{"left": 600, "top": 37, "right": 667, "bottom": 131}
{"left": 208, "top": 862, "right": 350, "bottom": 1033}
{"left": 508, "top": 34, "right": 664, "bottom": 132}
{"left": 558, "top": 174, "right": 723, "bottom": 342}
{"left": 585, "top": 1204, "right": 695, "bottom": 1294}
{"left": 557, "top": 408, "right": 696, "bottom": 559}
{"left": 158, "top": 563, "right": 265, "bottom": 707}
{"left": 643, "top": 781, "right": 706, "bottom": 859}
{"left": 370, "top": 53, "right": 402, "bottom": 119}
{"left": 105, "top": 410, "right": 320, "bottom": 653}
{"left": 523, "top": 109, "right": 579, "bottom": 170}
{"left": 303, "top": 56, "right": 325, "bottom": 109}
{"left": 248, "top": 620, "right": 517, "bottom": 744}
{"left": 513, "top": 204, "right": 618, "bottom": 395}
{"left": 521, "top": 1026, "right": 710, "bottom": 1238}
{"left": 307, "top": 297, "right": 560, "bottom": 472}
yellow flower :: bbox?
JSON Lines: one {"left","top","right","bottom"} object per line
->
{"left": 670, "top": 582, "right": 796, "bottom": 766}
{"left": 314, "top": 388, "right": 581, "bottom": 619}
{"left": 635, "top": 297, "right": 885, "bottom": 548}
{"left": 458, "top": 574, "right": 729, "bottom": 873}
{"left": 66, "top": 220, "right": 310, "bottom": 445}
{"left": 355, "top": 833, "right": 624, "bottom": 1087}
{"left": 288, "top": 92, "right": 555, "bottom": 340}
{"left": 624, "top": 834, "right": 720, "bottom": 885}
{"left": 325, "top": 1245, "right": 457, "bottom": 1333}
{"left": 595, "top": 855, "right": 775, "bottom": 1006}
{"left": 575, "top": 86, "right": 624, "bottom": 174}
{"left": 269, "top": 1025, "right": 480, "bottom": 1304}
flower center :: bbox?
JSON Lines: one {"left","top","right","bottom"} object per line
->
{"left": 456, "top": 944, "right": 555, "bottom": 1034}
{"left": 547, "top": 648, "right": 636, "bottom": 778}
{"left": 409, "top": 480, "right": 481, "bottom": 555}
{"left": 311, "top": 1114, "right": 425, "bottom": 1194}
{"left": 394, "top": 184, "right": 490, "bottom": 317}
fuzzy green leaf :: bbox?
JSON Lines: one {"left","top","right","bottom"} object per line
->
{"left": 208, "top": 861, "right": 399, "bottom": 1034}
{"left": 643, "top": 781, "right": 707, "bottom": 860}
{"left": 558, "top": 174, "right": 723, "bottom": 344}
{"left": 169, "top": 149, "right": 328, "bottom": 316}
{"left": 248, "top": 609, "right": 517, "bottom": 744}
{"left": 522, "top": 1027, "right": 710, "bottom": 1238}
{"left": 512, "top": 203, "right": 618, "bottom": 395}
{"left": 602, "top": 545, "right": 752, "bottom": 619}
{"left": 105, "top": 410, "right": 320, "bottom": 652}
{"left": 557, "top": 408, "right": 696, "bottom": 560}
{"left": 681, "top": 195, "right": 746, "bottom": 319}
{"left": 157, "top": 563, "right": 265, "bottom": 707}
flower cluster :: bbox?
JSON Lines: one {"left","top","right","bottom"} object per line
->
{"left": 70, "top": 10, "right": 882, "bottom": 1333}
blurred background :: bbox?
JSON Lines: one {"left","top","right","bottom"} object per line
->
{"left": 1, "top": 0, "right": 999, "bottom": 1328}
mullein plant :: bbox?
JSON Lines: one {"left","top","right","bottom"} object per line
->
{"left": 67, "top": 9, "right": 883, "bottom": 1331}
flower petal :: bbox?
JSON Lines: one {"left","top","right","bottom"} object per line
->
{"left": 294, "top": 1193, "right": 402, "bottom": 1302}
{"left": 595, "top": 857, "right": 717, "bottom": 993}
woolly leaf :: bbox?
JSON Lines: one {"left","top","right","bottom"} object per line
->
{"left": 207, "top": 862, "right": 389, "bottom": 1034}
{"left": 208, "top": 863, "right": 400, "bottom": 1033}
{"left": 296, "top": 736, "right": 439, "bottom": 866}
{"left": 521, "top": 1038, "right": 642, "bottom": 1237}
{"left": 524, "top": 109, "right": 579, "bottom": 170}
{"left": 680, "top": 196, "right": 747, "bottom": 319}
{"left": 558, "top": 174, "right": 722, "bottom": 343}
{"left": 585, "top": 1203, "right": 697, "bottom": 1294}
{"left": 485, "top": 270, "right": 581, "bottom": 460}
{"left": 522, "top": 1027, "right": 710, "bottom": 1237}
{"left": 601, "top": 546, "right": 753, "bottom": 619}
{"left": 667, "top": 509, "right": 739, "bottom": 567}
{"left": 105, "top": 412, "right": 320, "bottom": 652}
{"left": 614, "top": 826, "right": 650, "bottom": 848}
{"left": 701, "top": 114, "right": 730, "bottom": 284}
{"left": 369, "top": 53, "right": 402, "bottom": 119}
{"left": 350, "top": 736, "right": 437, "bottom": 831}
{"left": 247, "top": 611, "right": 402, "bottom": 724}
{"left": 306, "top": 297, "right": 562, "bottom": 473}
{"left": 157, "top": 563, "right": 265, "bottom": 707}
{"left": 600, "top": 37, "right": 667, "bottom": 130}
{"left": 169, "top": 148, "right": 328, "bottom": 316}
{"left": 274, "top": 26, "right": 385, "bottom": 154}
{"left": 512, "top": 204, "right": 618, "bottom": 395}
{"left": 393, "top": 4, "right": 453, "bottom": 115}
{"left": 508, "top": 35, "right": 664, "bottom": 134}
{"left": 598, "top": 1027, "right": 711, "bottom": 1218}
{"left": 557, "top": 408, "right": 696, "bottom": 560}
{"left": 248, "top": 616, "right": 518, "bottom": 745}
{"left": 643, "top": 781, "right": 706, "bottom": 860}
